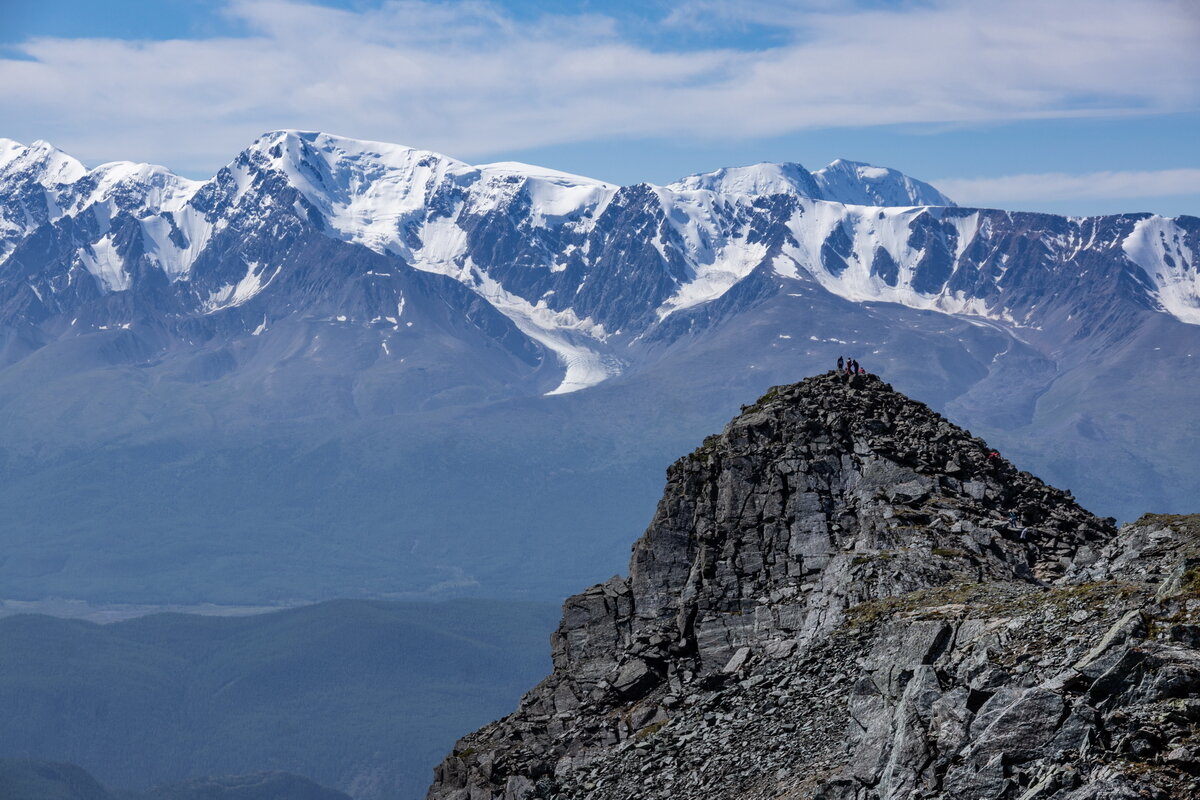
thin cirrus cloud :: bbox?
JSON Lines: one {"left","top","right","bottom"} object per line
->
{"left": 935, "top": 168, "right": 1200, "bottom": 207}
{"left": 0, "top": 0, "right": 1197, "bottom": 176}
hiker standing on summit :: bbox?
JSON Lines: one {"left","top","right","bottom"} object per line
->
{"left": 837, "top": 356, "right": 845, "bottom": 372}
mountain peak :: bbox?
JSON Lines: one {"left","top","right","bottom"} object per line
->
{"left": 813, "top": 157, "right": 955, "bottom": 207}
{"left": 0, "top": 138, "right": 86, "bottom": 186}
{"left": 78, "top": 161, "right": 202, "bottom": 213}
{"left": 246, "top": 129, "right": 461, "bottom": 170}
{"left": 689, "top": 370, "right": 1110, "bottom": 590}
{"left": 428, "top": 371, "right": 1118, "bottom": 798}
{"left": 667, "top": 161, "right": 820, "bottom": 197}
{"left": 667, "top": 158, "right": 953, "bottom": 208}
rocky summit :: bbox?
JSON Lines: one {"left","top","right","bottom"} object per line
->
{"left": 426, "top": 372, "right": 1200, "bottom": 800}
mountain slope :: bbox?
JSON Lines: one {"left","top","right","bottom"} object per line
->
{"left": 425, "top": 375, "right": 1200, "bottom": 800}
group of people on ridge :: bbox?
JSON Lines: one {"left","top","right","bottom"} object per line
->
{"left": 837, "top": 356, "right": 865, "bottom": 375}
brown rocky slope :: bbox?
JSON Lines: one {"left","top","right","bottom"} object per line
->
{"left": 426, "top": 372, "right": 1200, "bottom": 800}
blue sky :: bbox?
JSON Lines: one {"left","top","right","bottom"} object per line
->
{"left": 2, "top": 0, "right": 1198, "bottom": 216}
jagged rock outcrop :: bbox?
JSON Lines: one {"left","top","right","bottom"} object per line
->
{"left": 425, "top": 373, "right": 1200, "bottom": 800}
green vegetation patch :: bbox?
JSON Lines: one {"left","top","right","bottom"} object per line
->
{"left": 931, "top": 548, "right": 970, "bottom": 559}
{"left": 845, "top": 579, "right": 1147, "bottom": 630}
{"left": 1177, "top": 567, "right": 1200, "bottom": 598}
{"left": 1137, "top": 513, "right": 1200, "bottom": 533}
{"left": 634, "top": 720, "right": 669, "bottom": 740}
{"left": 755, "top": 386, "right": 782, "bottom": 406}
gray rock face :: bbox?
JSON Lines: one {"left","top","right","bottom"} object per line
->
{"left": 425, "top": 375, "right": 1200, "bottom": 800}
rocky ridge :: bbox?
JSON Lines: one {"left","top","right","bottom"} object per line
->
{"left": 426, "top": 373, "right": 1200, "bottom": 800}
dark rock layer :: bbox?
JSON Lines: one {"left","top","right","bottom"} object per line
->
{"left": 425, "top": 373, "right": 1200, "bottom": 800}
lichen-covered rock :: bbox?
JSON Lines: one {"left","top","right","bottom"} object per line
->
{"left": 426, "top": 374, "right": 1200, "bottom": 800}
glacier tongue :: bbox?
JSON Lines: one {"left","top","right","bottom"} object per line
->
{"left": 230, "top": 131, "right": 629, "bottom": 392}
{"left": 471, "top": 271, "right": 619, "bottom": 396}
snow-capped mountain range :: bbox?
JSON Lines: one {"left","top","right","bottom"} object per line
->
{"left": 5, "top": 131, "right": 1194, "bottom": 396}
{"left": 0, "top": 130, "right": 1197, "bottom": 605}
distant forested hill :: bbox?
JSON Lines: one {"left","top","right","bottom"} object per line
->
{"left": 0, "top": 600, "right": 559, "bottom": 800}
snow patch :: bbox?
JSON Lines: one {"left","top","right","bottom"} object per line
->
{"left": 772, "top": 254, "right": 800, "bottom": 279}
{"left": 659, "top": 242, "right": 768, "bottom": 318}
{"left": 140, "top": 209, "right": 213, "bottom": 279}
{"left": 946, "top": 212, "right": 981, "bottom": 261}
{"left": 1123, "top": 217, "right": 1200, "bottom": 324}
{"left": 477, "top": 162, "right": 617, "bottom": 222}
{"left": 778, "top": 202, "right": 1018, "bottom": 324}
{"left": 77, "top": 235, "right": 130, "bottom": 292}
{"left": 203, "top": 261, "right": 280, "bottom": 313}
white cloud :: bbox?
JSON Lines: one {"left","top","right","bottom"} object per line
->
{"left": 935, "top": 168, "right": 1200, "bottom": 206}
{"left": 0, "top": 0, "right": 1197, "bottom": 174}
